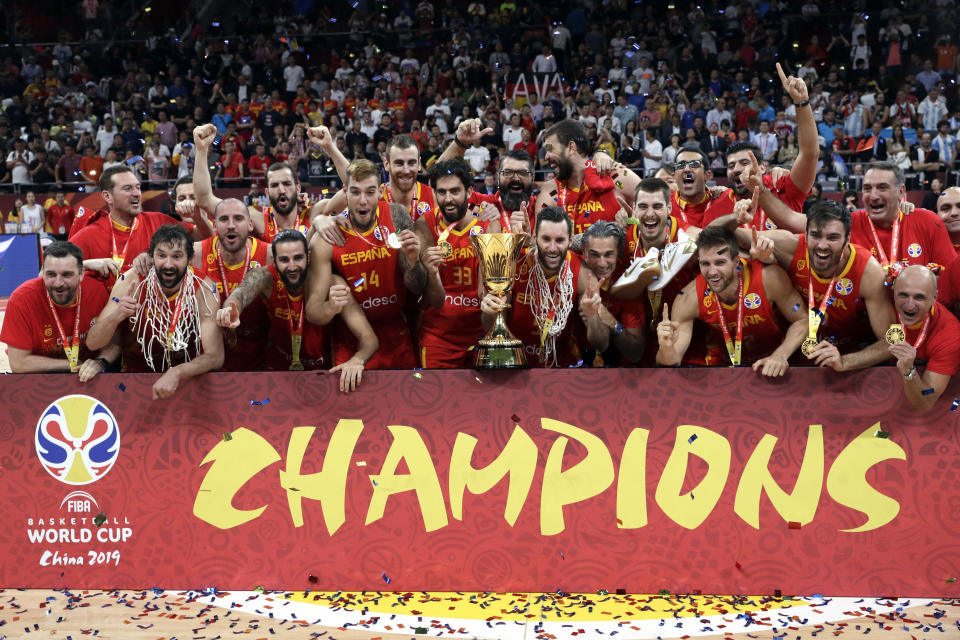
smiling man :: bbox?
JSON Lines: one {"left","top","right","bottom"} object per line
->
{"left": 1, "top": 241, "right": 116, "bottom": 380}
{"left": 936, "top": 187, "right": 960, "bottom": 256}
{"left": 889, "top": 265, "right": 960, "bottom": 411}
{"left": 656, "top": 226, "right": 807, "bottom": 375}
{"left": 382, "top": 134, "right": 437, "bottom": 222}
{"left": 193, "top": 198, "right": 271, "bottom": 370}
{"left": 480, "top": 206, "right": 608, "bottom": 367}
{"left": 86, "top": 225, "right": 224, "bottom": 399}
{"left": 849, "top": 161, "right": 955, "bottom": 273}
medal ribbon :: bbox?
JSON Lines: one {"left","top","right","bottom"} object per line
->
{"left": 45, "top": 287, "right": 82, "bottom": 373}
{"left": 163, "top": 273, "right": 189, "bottom": 355}
{"left": 110, "top": 216, "right": 139, "bottom": 267}
{"left": 712, "top": 268, "right": 744, "bottom": 366}
{"left": 864, "top": 211, "right": 901, "bottom": 270}
{"left": 806, "top": 253, "right": 838, "bottom": 342}
{"left": 284, "top": 290, "right": 305, "bottom": 367}
{"left": 903, "top": 313, "right": 932, "bottom": 351}
{"left": 215, "top": 239, "right": 251, "bottom": 303}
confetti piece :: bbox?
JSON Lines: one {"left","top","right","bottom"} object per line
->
{"left": 735, "top": 561, "right": 743, "bottom": 572}
{"left": 250, "top": 397, "right": 271, "bottom": 405}
{"left": 355, "top": 461, "right": 367, "bottom": 466}
{"left": 112, "top": 297, "right": 119, "bottom": 302}
{"left": 412, "top": 372, "right": 423, "bottom": 379}
{"left": 597, "top": 589, "right": 609, "bottom": 595}
{"left": 381, "top": 572, "right": 391, "bottom": 584}
{"left": 308, "top": 574, "right": 318, "bottom": 583}
{"left": 254, "top": 585, "right": 266, "bottom": 593}
{"left": 922, "top": 388, "right": 936, "bottom": 396}
{"left": 616, "top": 588, "right": 626, "bottom": 595}
{"left": 875, "top": 430, "right": 890, "bottom": 439}
{"left": 952, "top": 398, "right": 959, "bottom": 411}
{"left": 118, "top": 383, "right": 126, "bottom": 392}
{"left": 948, "top": 577, "right": 957, "bottom": 583}
{"left": 792, "top": 303, "right": 801, "bottom": 311}
{"left": 94, "top": 513, "right": 106, "bottom": 527}
{"left": 788, "top": 521, "right": 802, "bottom": 529}
{"left": 353, "top": 277, "right": 365, "bottom": 288}
{"left": 774, "top": 589, "right": 782, "bottom": 597}
{"left": 415, "top": 627, "right": 428, "bottom": 634}
{"left": 222, "top": 432, "right": 232, "bottom": 442}
{"left": 511, "top": 414, "right": 521, "bottom": 423}
{"left": 688, "top": 434, "right": 698, "bottom": 444}
{"left": 558, "top": 551, "right": 565, "bottom": 559}
{"left": 658, "top": 589, "right": 670, "bottom": 595}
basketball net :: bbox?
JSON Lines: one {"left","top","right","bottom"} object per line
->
{"left": 130, "top": 267, "right": 210, "bottom": 372}
{"left": 526, "top": 249, "right": 574, "bottom": 367}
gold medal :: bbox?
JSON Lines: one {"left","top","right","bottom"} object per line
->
{"left": 289, "top": 360, "right": 305, "bottom": 371}
{"left": 387, "top": 232, "right": 402, "bottom": 249}
{"left": 65, "top": 345, "right": 80, "bottom": 373}
{"left": 290, "top": 333, "right": 304, "bottom": 370}
{"left": 885, "top": 324, "right": 906, "bottom": 345}
{"left": 800, "top": 337, "right": 819, "bottom": 357}
{"left": 438, "top": 240, "right": 453, "bottom": 258}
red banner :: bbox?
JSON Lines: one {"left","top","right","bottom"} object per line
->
{"left": 2, "top": 368, "right": 959, "bottom": 596}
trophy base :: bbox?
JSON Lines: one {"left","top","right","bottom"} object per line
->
{"left": 474, "top": 344, "right": 527, "bottom": 369}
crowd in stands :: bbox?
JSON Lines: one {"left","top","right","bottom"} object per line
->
{"left": 3, "top": 0, "right": 960, "bottom": 208}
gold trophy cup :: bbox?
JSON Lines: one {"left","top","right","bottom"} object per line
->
{"left": 471, "top": 232, "right": 530, "bottom": 368}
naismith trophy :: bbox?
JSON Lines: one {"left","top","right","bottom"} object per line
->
{"left": 470, "top": 232, "right": 529, "bottom": 369}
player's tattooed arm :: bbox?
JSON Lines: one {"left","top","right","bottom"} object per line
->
{"left": 390, "top": 203, "right": 429, "bottom": 291}
{"left": 225, "top": 267, "right": 273, "bottom": 312}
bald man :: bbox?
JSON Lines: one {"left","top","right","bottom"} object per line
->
{"left": 937, "top": 187, "right": 960, "bottom": 257}
{"left": 889, "top": 265, "right": 960, "bottom": 411}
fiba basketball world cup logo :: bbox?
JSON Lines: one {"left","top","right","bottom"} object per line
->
{"left": 35, "top": 395, "right": 120, "bottom": 485}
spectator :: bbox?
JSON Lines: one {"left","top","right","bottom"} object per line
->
{"left": 46, "top": 191, "right": 75, "bottom": 240}
{"left": 918, "top": 87, "right": 948, "bottom": 133}
{"left": 78, "top": 145, "right": 105, "bottom": 189}
{"left": 932, "top": 120, "right": 957, "bottom": 172}
{"left": 923, "top": 178, "right": 944, "bottom": 212}
{"left": 29, "top": 148, "right": 57, "bottom": 186}
{"left": 7, "top": 138, "right": 35, "bottom": 186}
{"left": 641, "top": 128, "right": 663, "bottom": 177}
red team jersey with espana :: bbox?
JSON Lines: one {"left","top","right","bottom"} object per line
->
{"left": 381, "top": 181, "right": 436, "bottom": 222}
{"left": 330, "top": 201, "right": 416, "bottom": 369}
{"left": 695, "top": 258, "right": 784, "bottom": 366}
{"left": 788, "top": 236, "right": 874, "bottom": 352}
{"left": 200, "top": 236, "right": 270, "bottom": 370}
{"left": 552, "top": 163, "right": 620, "bottom": 235}
{"left": 261, "top": 206, "right": 311, "bottom": 245}
{"left": 419, "top": 207, "right": 491, "bottom": 367}
{"left": 264, "top": 264, "right": 326, "bottom": 370}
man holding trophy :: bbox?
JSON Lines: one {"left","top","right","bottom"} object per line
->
{"left": 479, "top": 206, "right": 609, "bottom": 368}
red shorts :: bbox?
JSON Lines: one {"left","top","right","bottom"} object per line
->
{"left": 333, "top": 318, "right": 416, "bottom": 370}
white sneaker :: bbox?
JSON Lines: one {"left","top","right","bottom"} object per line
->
{"left": 611, "top": 247, "right": 661, "bottom": 299}
{"left": 649, "top": 229, "right": 697, "bottom": 292}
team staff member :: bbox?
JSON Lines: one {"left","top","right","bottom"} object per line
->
{"left": 656, "top": 226, "right": 807, "bottom": 375}
{"left": 889, "top": 265, "right": 960, "bottom": 411}
{"left": 536, "top": 119, "right": 641, "bottom": 236}
{"left": 69, "top": 166, "right": 212, "bottom": 277}
{"left": 936, "top": 187, "right": 960, "bottom": 256}
{"left": 1, "top": 241, "right": 117, "bottom": 380}
{"left": 46, "top": 192, "right": 76, "bottom": 240}
{"left": 416, "top": 158, "right": 501, "bottom": 368}
{"left": 305, "top": 158, "right": 439, "bottom": 369}
{"left": 480, "top": 206, "right": 608, "bottom": 367}
{"left": 851, "top": 162, "right": 955, "bottom": 274}
{"left": 193, "top": 198, "right": 271, "bottom": 371}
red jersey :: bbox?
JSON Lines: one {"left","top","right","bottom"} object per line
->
{"left": 263, "top": 264, "right": 326, "bottom": 371}
{"left": 418, "top": 209, "right": 490, "bottom": 368}
{"left": 550, "top": 163, "right": 620, "bottom": 235}
{"left": 381, "top": 181, "right": 436, "bottom": 222}
{"left": 703, "top": 173, "right": 809, "bottom": 230}
{"left": 578, "top": 276, "right": 645, "bottom": 366}
{"left": 910, "top": 302, "right": 960, "bottom": 376}
{"left": 936, "top": 255, "right": 960, "bottom": 316}
{"left": 261, "top": 206, "right": 311, "bottom": 245}
{"left": 849, "top": 208, "right": 955, "bottom": 270}
{"left": 46, "top": 203, "right": 75, "bottom": 236}
{"left": 122, "top": 269, "right": 207, "bottom": 373}
{"left": 71, "top": 211, "right": 195, "bottom": 276}
{"left": 330, "top": 201, "right": 416, "bottom": 369}
{"left": 623, "top": 217, "right": 698, "bottom": 366}
{"left": 200, "top": 236, "right": 270, "bottom": 371}
{"left": 0, "top": 277, "right": 108, "bottom": 363}
{"left": 670, "top": 191, "right": 711, "bottom": 228}
{"left": 512, "top": 250, "right": 585, "bottom": 367}
{"left": 695, "top": 258, "right": 785, "bottom": 366}
{"left": 247, "top": 154, "right": 273, "bottom": 188}
{"left": 788, "top": 237, "right": 874, "bottom": 353}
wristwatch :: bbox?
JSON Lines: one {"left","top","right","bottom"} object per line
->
{"left": 903, "top": 367, "right": 918, "bottom": 380}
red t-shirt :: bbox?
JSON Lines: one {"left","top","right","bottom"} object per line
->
{"left": 511, "top": 250, "right": 585, "bottom": 367}
{"left": 46, "top": 204, "right": 75, "bottom": 236}
{"left": 788, "top": 237, "right": 875, "bottom": 353}
{"left": 671, "top": 191, "right": 711, "bottom": 228}
{"left": 695, "top": 258, "right": 786, "bottom": 366}
{"left": 936, "top": 255, "right": 960, "bottom": 316}
{"left": 703, "top": 173, "right": 809, "bottom": 231}
{"left": 247, "top": 154, "right": 273, "bottom": 188}
{"left": 330, "top": 201, "right": 416, "bottom": 369}
{"left": 261, "top": 206, "right": 311, "bottom": 245}
{"left": 911, "top": 302, "right": 960, "bottom": 376}
{"left": 200, "top": 236, "right": 270, "bottom": 371}
{"left": 71, "top": 211, "right": 195, "bottom": 273}
{"left": 1, "top": 277, "right": 108, "bottom": 362}
{"left": 849, "top": 208, "right": 955, "bottom": 270}
{"left": 263, "top": 264, "right": 327, "bottom": 371}
{"left": 221, "top": 150, "right": 246, "bottom": 181}
{"left": 418, "top": 209, "right": 490, "bottom": 368}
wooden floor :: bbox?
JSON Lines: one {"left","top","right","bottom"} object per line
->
{"left": 3, "top": 589, "right": 959, "bottom": 639}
